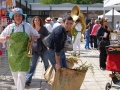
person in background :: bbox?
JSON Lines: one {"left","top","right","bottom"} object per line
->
{"left": 85, "top": 25, "right": 90, "bottom": 49}
{"left": 48, "top": 16, "right": 73, "bottom": 71}
{"left": 116, "top": 20, "right": 120, "bottom": 30}
{"left": 0, "top": 19, "right": 2, "bottom": 33}
{"left": 52, "top": 17, "right": 63, "bottom": 30}
{"left": 0, "top": 8, "right": 39, "bottom": 90}
{"left": 7, "top": 19, "right": 11, "bottom": 25}
{"left": 50, "top": 17, "right": 57, "bottom": 27}
{"left": 44, "top": 17, "right": 52, "bottom": 33}
{"left": 72, "top": 18, "right": 82, "bottom": 56}
{"left": 53, "top": 17, "right": 72, "bottom": 42}
{"left": 26, "top": 16, "right": 49, "bottom": 86}
{"left": 91, "top": 19, "right": 101, "bottom": 50}
{"left": 88, "top": 18, "right": 95, "bottom": 49}
{"left": 96, "top": 17, "right": 110, "bottom": 71}
{"left": 105, "top": 17, "right": 113, "bottom": 31}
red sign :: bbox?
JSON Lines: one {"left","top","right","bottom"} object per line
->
{"left": 0, "top": 10, "right": 2, "bottom": 18}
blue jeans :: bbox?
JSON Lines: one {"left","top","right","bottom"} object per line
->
{"left": 85, "top": 37, "right": 90, "bottom": 49}
{"left": 48, "top": 49, "right": 67, "bottom": 70}
{"left": 26, "top": 50, "right": 49, "bottom": 82}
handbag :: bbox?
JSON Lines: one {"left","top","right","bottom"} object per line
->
{"left": 42, "top": 34, "right": 50, "bottom": 48}
{"left": 32, "top": 40, "right": 42, "bottom": 51}
{"left": 99, "top": 39, "right": 110, "bottom": 47}
{"left": 44, "top": 65, "right": 55, "bottom": 85}
{"left": 63, "top": 36, "right": 73, "bottom": 52}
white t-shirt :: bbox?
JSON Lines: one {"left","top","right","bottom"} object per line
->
{"left": 44, "top": 23, "right": 52, "bottom": 33}
{"left": 75, "top": 23, "right": 82, "bottom": 31}
{"left": 0, "top": 22, "right": 39, "bottom": 37}
{"left": 52, "top": 22, "right": 61, "bottom": 30}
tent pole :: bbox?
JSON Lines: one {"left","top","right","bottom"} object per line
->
{"left": 103, "top": 7, "right": 105, "bottom": 17}
{"left": 112, "top": 7, "right": 114, "bottom": 30}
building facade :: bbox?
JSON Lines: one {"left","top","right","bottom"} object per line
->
{"left": 16, "top": 0, "right": 120, "bottom": 23}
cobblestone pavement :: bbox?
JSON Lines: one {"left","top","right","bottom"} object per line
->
{"left": 0, "top": 43, "right": 119, "bottom": 90}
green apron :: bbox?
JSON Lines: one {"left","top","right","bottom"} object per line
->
{"left": 8, "top": 25, "right": 30, "bottom": 72}
{"left": 73, "top": 28, "right": 81, "bottom": 43}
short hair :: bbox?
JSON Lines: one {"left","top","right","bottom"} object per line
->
{"left": 31, "top": 16, "right": 44, "bottom": 29}
{"left": 116, "top": 21, "right": 119, "bottom": 23}
{"left": 86, "top": 25, "right": 90, "bottom": 29}
{"left": 63, "top": 16, "right": 73, "bottom": 22}
{"left": 95, "top": 19, "right": 99, "bottom": 23}
{"left": 12, "top": 15, "right": 25, "bottom": 21}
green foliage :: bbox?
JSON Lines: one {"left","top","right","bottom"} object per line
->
{"left": 74, "top": 61, "right": 94, "bottom": 74}
{"left": 41, "top": 0, "right": 103, "bottom": 4}
{"left": 66, "top": 55, "right": 78, "bottom": 64}
{"left": 62, "top": 0, "right": 71, "bottom": 3}
{"left": 71, "top": 0, "right": 103, "bottom": 4}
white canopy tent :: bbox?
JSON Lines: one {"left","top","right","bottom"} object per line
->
{"left": 98, "top": 9, "right": 120, "bottom": 29}
{"left": 98, "top": 9, "right": 120, "bottom": 18}
{"left": 104, "top": 0, "right": 120, "bottom": 7}
{"left": 103, "top": 0, "right": 120, "bottom": 29}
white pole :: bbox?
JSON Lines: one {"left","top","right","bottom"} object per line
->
{"left": 103, "top": 7, "right": 105, "bottom": 17}
{"left": 103, "top": 0, "right": 106, "bottom": 17}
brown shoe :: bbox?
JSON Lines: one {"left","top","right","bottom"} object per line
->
{"left": 109, "top": 74, "right": 116, "bottom": 78}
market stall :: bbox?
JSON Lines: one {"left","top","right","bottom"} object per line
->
{"left": 103, "top": 1, "right": 120, "bottom": 90}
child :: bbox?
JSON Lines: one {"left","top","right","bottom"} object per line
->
{"left": 85, "top": 25, "right": 90, "bottom": 49}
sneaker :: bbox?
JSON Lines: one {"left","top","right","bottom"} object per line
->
{"left": 100, "top": 67, "right": 106, "bottom": 71}
{"left": 93, "top": 48, "right": 97, "bottom": 50}
{"left": 78, "top": 53, "right": 80, "bottom": 56}
{"left": 88, "top": 48, "right": 91, "bottom": 50}
{"left": 91, "top": 47, "right": 93, "bottom": 49}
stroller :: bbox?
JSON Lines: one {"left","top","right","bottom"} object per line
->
{"left": 105, "top": 45, "right": 120, "bottom": 90}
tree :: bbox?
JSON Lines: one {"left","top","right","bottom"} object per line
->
{"left": 41, "top": 0, "right": 62, "bottom": 4}
{"left": 41, "top": 0, "right": 103, "bottom": 4}
{"left": 62, "top": 0, "right": 71, "bottom": 3}
{"left": 71, "top": 0, "right": 103, "bottom": 4}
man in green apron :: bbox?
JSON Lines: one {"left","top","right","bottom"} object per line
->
{"left": 0, "top": 8, "right": 39, "bottom": 90}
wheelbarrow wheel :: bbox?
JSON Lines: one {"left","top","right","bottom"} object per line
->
{"left": 105, "top": 82, "right": 111, "bottom": 90}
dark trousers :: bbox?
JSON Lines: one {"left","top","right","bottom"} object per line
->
{"left": 90, "top": 35, "right": 93, "bottom": 48}
{"left": 99, "top": 47, "right": 107, "bottom": 68}
{"left": 93, "top": 35, "right": 98, "bottom": 48}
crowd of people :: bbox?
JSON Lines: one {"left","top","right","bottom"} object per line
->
{"left": 85, "top": 17, "right": 111, "bottom": 71}
{"left": 0, "top": 7, "right": 113, "bottom": 90}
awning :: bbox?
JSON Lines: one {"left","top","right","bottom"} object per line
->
{"left": 104, "top": 0, "right": 120, "bottom": 7}
{"left": 28, "top": 3, "right": 104, "bottom": 11}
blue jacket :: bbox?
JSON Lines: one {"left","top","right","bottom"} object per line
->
{"left": 49, "top": 25, "right": 67, "bottom": 55}
{"left": 85, "top": 29, "right": 90, "bottom": 38}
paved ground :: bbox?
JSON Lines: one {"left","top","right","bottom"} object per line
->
{"left": 0, "top": 43, "right": 119, "bottom": 90}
